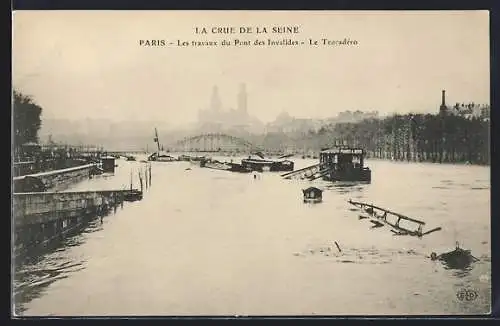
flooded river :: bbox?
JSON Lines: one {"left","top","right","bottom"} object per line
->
{"left": 13, "top": 156, "right": 491, "bottom": 316}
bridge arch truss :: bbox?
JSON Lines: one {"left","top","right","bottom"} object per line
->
{"left": 169, "top": 133, "right": 261, "bottom": 153}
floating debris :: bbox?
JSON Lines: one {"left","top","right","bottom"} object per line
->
{"left": 334, "top": 241, "right": 342, "bottom": 253}
{"left": 348, "top": 199, "right": 442, "bottom": 238}
{"left": 370, "top": 220, "right": 384, "bottom": 228}
{"left": 431, "top": 242, "right": 479, "bottom": 270}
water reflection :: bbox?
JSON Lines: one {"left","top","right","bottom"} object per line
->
{"left": 325, "top": 182, "right": 366, "bottom": 194}
{"left": 448, "top": 265, "right": 474, "bottom": 278}
{"left": 13, "top": 216, "right": 105, "bottom": 314}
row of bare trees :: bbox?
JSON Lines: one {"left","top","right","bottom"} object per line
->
{"left": 248, "top": 113, "right": 489, "bottom": 165}
{"left": 300, "top": 113, "right": 489, "bottom": 165}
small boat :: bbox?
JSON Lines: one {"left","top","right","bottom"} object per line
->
{"left": 148, "top": 128, "right": 176, "bottom": 162}
{"left": 124, "top": 189, "right": 143, "bottom": 202}
{"left": 123, "top": 171, "right": 143, "bottom": 202}
{"left": 303, "top": 187, "right": 323, "bottom": 203}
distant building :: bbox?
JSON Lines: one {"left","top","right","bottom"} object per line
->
{"left": 265, "top": 112, "right": 322, "bottom": 134}
{"left": 197, "top": 84, "right": 264, "bottom": 133}
{"left": 438, "top": 89, "right": 489, "bottom": 121}
{"left": 336, "top": 110, "right": 379, "bottom": 123}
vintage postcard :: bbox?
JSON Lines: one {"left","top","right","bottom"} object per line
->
{"left": 12, "top": 10, "right": 491, "bottom": 316}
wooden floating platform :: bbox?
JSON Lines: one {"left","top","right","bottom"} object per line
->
{"left": 347, "top": 199, "right": 442, "bottom": 237}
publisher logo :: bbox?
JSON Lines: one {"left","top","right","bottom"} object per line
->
{"left": 456, "top": 288, "right": 478, "bottom": 302}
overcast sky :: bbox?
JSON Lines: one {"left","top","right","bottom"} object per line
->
{"left": 13, "top": 10, "right": 490, "bottom": 127}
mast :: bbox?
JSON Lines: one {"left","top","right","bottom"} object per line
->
{"left": 154, "top": 128, "right": 161, "bottom": 153}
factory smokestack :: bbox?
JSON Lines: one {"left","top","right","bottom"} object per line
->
{"left": 439, "top": 89, "right": 448, "bottom": 114}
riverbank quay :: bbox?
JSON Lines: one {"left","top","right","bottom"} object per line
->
{"left": 12, "top": 157, "right": 151, "bottom": 259}
{"left": 13, "top": 141, "right": 113, "bottom": 177}
{"left": 12, "top": 189, "right": 138, "bottom": 257}
{"left": 13, "top": 164, "right": 100, "bottom": 192}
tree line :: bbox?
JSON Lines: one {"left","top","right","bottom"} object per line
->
{"left": 260, "top": 113, "right": 489, "bottom": 165}
{"left": 13, "top": 90, "right": 43, "bottom": 159}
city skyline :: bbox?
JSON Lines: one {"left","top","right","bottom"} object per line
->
{"left": 13, "top": 11, "right": 490, "bottom": 127}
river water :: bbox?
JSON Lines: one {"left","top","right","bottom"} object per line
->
{"left": 13, "top": 156, "right": 491, "bottom": 316}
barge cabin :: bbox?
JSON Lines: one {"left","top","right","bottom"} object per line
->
{"left": 319, "top": 146, "right": 371, "bottom": 182}
{"left": 303, "top": 187, "right": 323, "bottom": 203}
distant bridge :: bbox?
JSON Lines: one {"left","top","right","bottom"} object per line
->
{"left": 168, "top": 133, "right": 262, "bottom": 153}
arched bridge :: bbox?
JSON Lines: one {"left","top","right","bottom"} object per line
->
{"left": 168, "top": 133, "right": 261, "bottom": 153}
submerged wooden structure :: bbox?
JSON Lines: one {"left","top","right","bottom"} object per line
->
{"left": 303, "top": 187, "right": 323, "bottom": 203}
{"left": 347, "top": 199, "right": 442, "bottom": 237}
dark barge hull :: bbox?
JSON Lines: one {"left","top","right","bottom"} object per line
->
{"left": 228, "top": 163, "right": 252, "bottom": 173}
{"left": 241, "top": 159, "right": 294, "bottom": 172}
{"left": 178, "top": 155, "right": 206, "bottom": 162}
{"left": 200, "top": 161, "right": 252, "bottom": 173}
{"left": 322, "top": 167, "right": 371, "bottom": 182}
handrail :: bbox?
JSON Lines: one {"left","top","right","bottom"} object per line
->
{"left": 281, "top": 164, "right": 320, "bottom": 177}
{"left": 348, "top": 199, "right": 425, "bottom": 225}
{"left": 13, "top": 164, "right": 96, "bottom": 181}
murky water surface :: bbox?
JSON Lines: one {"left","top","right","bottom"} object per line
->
{"left": 13, "top": 156, "right": 491, "bottom": 316}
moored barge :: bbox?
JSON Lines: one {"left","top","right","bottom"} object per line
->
{"left": 241, "top": 156, "right": 294, "bottom": 172}
{"left": 319, "top": 146, "right": 371, "bottom": 182}
{"left": 148, "top": 152, "right": 176, "bottom": 162}
{"left": 200, "top": 158, "right": 252, "bottom": 173}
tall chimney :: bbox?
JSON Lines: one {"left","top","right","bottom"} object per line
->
{"left": 439, "top": 89, "right": 448, "bottom": 114}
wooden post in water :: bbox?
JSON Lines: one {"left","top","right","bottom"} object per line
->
{"left": 148, "top": 164, "right": 152, "bottom": 186}
{"left": 129, "top": 169, "right": 133, "bottom": 191}
{"left": 138, "top": 170, "right": 143, "bottom": 193}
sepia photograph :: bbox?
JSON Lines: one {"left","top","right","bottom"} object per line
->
{"left": 12, "top": 10, "right": 491, "bottom": 316}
